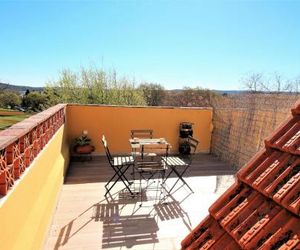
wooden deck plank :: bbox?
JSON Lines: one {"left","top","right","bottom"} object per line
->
{"left": 44, "top": 154, "right": 236, "bottom": 250}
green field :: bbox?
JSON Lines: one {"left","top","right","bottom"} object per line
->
{"left": 0, "top": 110, "right": 30, "bottom": 130}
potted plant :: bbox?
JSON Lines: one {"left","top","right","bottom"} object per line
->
{"left": 74, "top": 133, "right": 95, "bottom": 154}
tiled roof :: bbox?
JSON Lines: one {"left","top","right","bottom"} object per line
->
{"left": 181, "top": 100, "right": 300, "bottom": 250}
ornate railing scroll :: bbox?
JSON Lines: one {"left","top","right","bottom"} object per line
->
{"left": 0, "top": 104, "right": 66, "bottom": 196}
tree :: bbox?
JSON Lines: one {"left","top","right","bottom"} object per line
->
{"left": 241, "top": 73, "right": 264, "bottom": 92}
{"left": 43, "top": 86, "right": 61, "bottom": 106}
{"left": 138, "top": 83, "right": 165, "bottom": 106}
{"left": 47, "top": 67, "right": 146, "bottom": 106}
{"left": 163, "top": 87, "right": 217, "bottom": 107}
{"left": 0, "top": 90, "right": 22, "bottom": 108}
{"left": 22, "top": 92, "right": 48, "bottom": 111}
{"left": 241, "top": 72, "right": 300, "bottom": 93}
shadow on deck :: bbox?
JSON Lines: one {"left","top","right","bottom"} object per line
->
{"left": 45, "top": 154, "right": 236, "bottom": 250}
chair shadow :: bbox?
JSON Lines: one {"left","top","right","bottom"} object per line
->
{"left": 107, "top": 188, "right": 148, "bottom": 204}
{"left": 54, "top": 221, "right": 74, "bottom": 249}
{"left": 54, "top": 170, "right": 196, "bottom": 249}
{"left": 102, "top": 214, "right": 159, "bottom": 248}
{"left": 54, "top": 203, "right": 101, "bottom": 249}
{"left": 154, "top": 201, "right": 186, "bottom": 221}
{"left": 52, "top": 154, "right": 236, "bottom": 249}
{"left": 53, "top": 189, "right": 159, "bottom": 250}
{"left": 152, "top": 184, "right": 193, "bottom": 231}
{"left": 95, "top": 198, "right": 160, "bottom": 249}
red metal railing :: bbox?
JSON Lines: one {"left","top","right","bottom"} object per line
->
{"left": 0, "top": 104, "right": 66, "bottom": 196}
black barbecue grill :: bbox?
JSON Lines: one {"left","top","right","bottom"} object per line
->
{"left": 179, "top": 122, "right": 194, "bottom": 154}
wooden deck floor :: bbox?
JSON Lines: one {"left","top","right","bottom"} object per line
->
{"left": 44, "top": 154, "right": 236, "bottom": 250}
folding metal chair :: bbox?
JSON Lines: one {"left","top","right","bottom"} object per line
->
{"left": 162, "top": 136, "right": 199, "bottom": 194}
{"left": 130, "top": 129, "right": 153, "bottom": 139}
{"left": 101, "top": 135, "right": 134, "bottom": 196}
{"left": 135, "top": 143, "right": 170, "bottom": 204}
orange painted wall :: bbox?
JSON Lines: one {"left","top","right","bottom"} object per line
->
{"left": 67, "top": 105, "right": 213, "bottom": 154}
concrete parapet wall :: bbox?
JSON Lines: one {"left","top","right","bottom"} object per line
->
{"left": 0, "top": 104, "right": 69, "bottom": 250}
{"left": 0, "top": 125, "right": 70, "bottom": 250}
{"left": 67, "top": 104, "right": 213, "bottom": 154}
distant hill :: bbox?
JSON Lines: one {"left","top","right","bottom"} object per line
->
{"left": 213, "top": 90, "right": 245, "bottom": 95}
{"left": 0, "top": 82, "right": 246, "bottom": 95}
{"left": 0, "top": 82, "right": 43, "bottom": 92}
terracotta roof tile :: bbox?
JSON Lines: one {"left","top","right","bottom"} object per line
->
{"left": 181, "top": 100, "right": 300, "bottom": 249}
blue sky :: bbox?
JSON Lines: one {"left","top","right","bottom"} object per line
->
{"left": 0, "top": 1, "right": 299, "bottom": 90}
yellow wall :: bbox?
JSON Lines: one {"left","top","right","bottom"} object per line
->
{"left": 0, "top": 125, "right": 70, "bottom": 250}
{"left": 67, "top": 105, "right": 213, "bottom": 154}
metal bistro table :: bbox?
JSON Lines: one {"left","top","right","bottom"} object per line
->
{"left": 129, "top": 138, "right": 169, "bottom": 161}
{"left": 129, "top": 138, "right": 170, "bottom": 203}
{"left": 129, "top": 138, "right": 168, "bottom": 151}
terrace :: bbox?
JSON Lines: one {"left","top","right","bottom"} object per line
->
{"left": 4, "top": 101, "right": 300, "bottom": 249}
{"left": 45, "top": 155, "right": 235, "bottom": 250}
{"left": 0, "top": 104, "right": 236, "bottom": 250}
